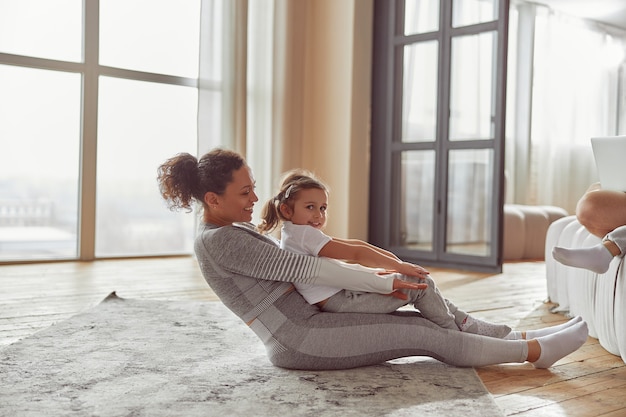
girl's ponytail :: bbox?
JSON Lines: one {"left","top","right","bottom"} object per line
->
{"left": 258, "top": 197, "right": 281, "bottom": 233}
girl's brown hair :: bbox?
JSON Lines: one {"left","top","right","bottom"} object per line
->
{"left": 157, "top": 148, "right": 245, "bottom": 216}
{"left": 258, "top": 169, "right": 329, "bottom": 233}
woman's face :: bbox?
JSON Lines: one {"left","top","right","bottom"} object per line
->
{"left": 207, "top": 165, "right": 258, "bottom": 225}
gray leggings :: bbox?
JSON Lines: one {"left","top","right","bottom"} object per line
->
{"left": 322, "top": 275, "right": 459, "bottom": 330}
{"left": 260, "top": 289, "right": 529, "bottom": 370}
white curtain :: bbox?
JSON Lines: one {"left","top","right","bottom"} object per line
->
{"left": 506, "top": 1, "right": 626, "bottom": 214}
{"left": 197, "top": 0, "right": 306, "bottom": 222}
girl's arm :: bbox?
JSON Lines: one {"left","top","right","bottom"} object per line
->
{"left": 333, "top": 237, "right": 402, "bottom": 261}
{"left": 318, "top": 238, "right": 429, "bottom": 279}
{"left": 203, "top": 225, "right": 424, "bottom": 294}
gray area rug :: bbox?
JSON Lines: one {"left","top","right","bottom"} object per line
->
{"left": 0, "top": 293, "right": 503, "bottom": 417}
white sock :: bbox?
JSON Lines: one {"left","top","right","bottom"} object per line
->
{"left": 532, "top": 321, "right": 588, "bottom": 369}
{"left": 458, "top": 315, "right": 512, "bottom": 339}
{"left": 552, "top": 244, "right": 614, "bottom": 274}
{"left": 503, "top": 316, "right": 583, "bottom": 340}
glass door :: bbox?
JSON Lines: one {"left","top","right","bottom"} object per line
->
{"left": 370, "top": 0, "right": 509, "bottom": 272}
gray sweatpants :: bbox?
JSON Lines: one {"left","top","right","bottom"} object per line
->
{"left": 321, "top": 275, "right": 459, "bottom": 330}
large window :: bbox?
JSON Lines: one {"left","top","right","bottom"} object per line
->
{"left": 0, "top": 0, "right": 207, "bottom": 262}
{"left": 505, "top": 3, "right": 626, "bottom": 213}
{"left": 370, "top": 0, "right": 508, "bottom": 272}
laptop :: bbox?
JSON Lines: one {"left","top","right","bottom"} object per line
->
{"left": 591, "top": 136, "right": 626, "bottom": 191}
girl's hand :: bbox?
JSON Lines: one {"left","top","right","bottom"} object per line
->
{"left": 397, "top": 262, "right": 429, "bottom": 279}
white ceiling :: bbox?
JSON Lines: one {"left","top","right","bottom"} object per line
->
{"left": 533, "top": 0, "right": 626, "bottom": 29}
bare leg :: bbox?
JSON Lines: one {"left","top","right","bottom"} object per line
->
{"left": 550, "top": 183, "right": 626, "bottom": 273}
{"left": 576, "top": 183, "right": 626, "bottom": 237}
{"left": 527, "top": 339, "right": 541, "bottom": 362}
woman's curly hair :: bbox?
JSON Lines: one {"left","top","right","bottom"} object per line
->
{"left": 157, "top": 148, "right": 245, "bottom": 213}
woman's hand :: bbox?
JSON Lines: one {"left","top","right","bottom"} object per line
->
{"left": 392, "top": 277, "right": 428, "bottom": 290}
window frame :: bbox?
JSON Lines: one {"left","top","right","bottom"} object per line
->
{"left": 0, "top": 1, "right": 202, "bottom": 262}
{"left": 370, "top": 0, "right": 509, "bottom": 272}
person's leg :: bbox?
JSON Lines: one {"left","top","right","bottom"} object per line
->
{"left": 444, "top": 298, "right": 512, "bottom": 338}
{"left": 575, "top": 184, "right": 626, "bottom": 237}
{"left": 552, "top": 239, "right": 619, "bottom": 274}
{"left": 401, "top": 275, "right": 459, "bottom": 330}
{"left": 324, "top": 282, "right": 513, "bottom": 338}
{"left": 321, "top": 290, "right": 408, "bottom": 313}
{"left": 550, "top": 184, "right": 626, "bottom": 273}
{"left": 268, "top": 291, "right": 589, "bottom": 370}
{"left": 504, "top": 316, "right": 582, "bottom": 340}
{"left": 552, "top": 225, "right": 626, "bottom": 273}
{"left": 322, "top": 276, "right": 459, "bottom": 331}
{"left": 530, "top": 320, "right": 589, "bottom": 368}
{"left": 403, "top": 275, "right": 511, "bottom": 336}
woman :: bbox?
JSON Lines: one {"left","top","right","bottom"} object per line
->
{"left": 552, "top": 182, "right": 626, "bottom": 273}
{"left": 157, "top": 148, "right": 587, "bottom": 370}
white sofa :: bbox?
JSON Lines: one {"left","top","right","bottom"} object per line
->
{"left": 545, "top": 215, "right": 626, "bottom": 363}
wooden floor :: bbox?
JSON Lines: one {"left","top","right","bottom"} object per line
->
{"left": 1, "top": 257, "right": 625, "bottom": 416}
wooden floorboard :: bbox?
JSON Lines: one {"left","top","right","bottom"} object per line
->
{"left": 1, "top": 257, "right": 624, "bottom": 416}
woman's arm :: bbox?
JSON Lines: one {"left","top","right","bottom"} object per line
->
{"left": 318, "top": 238, "right": 429, "bottom": 279}
{"left": 201, "top": 225, "right": 424, "bottom": 294}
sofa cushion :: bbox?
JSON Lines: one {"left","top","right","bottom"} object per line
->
{"left": 503, "top": 204, "right": 568, "bottom": 260}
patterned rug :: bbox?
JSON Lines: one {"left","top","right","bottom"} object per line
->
{"left": 0, "top": 293, "right": 503, "bottom": 416}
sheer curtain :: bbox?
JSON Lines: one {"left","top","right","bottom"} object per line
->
{"left": 506, "top": 1, "right": 626, "bottom": 214}
{"left": 197, "top": 0, "right": 306, "bottom": 220}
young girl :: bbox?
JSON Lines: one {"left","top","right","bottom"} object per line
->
{"left": 258, "top": 169, "right": 511, "bottom": 337}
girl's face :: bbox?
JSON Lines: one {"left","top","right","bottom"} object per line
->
{"left": 284, "top": 187, "right": 328, "bottom": 229}
{"left": 206, "top": 165, "right": 258, "bottom": 226}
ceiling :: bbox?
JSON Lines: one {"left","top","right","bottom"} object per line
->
{"left": 533, "top": 0, "right": 626, "bottom": 29}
